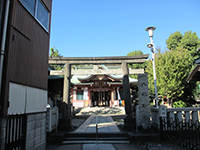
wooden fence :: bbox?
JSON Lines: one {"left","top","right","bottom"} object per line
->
{"left": 47, "top": 107, "right": 59, "bottom": 132}
{"left": 151, "top": 105, "right": 200, "bottom": 129}
{"left": 5, "top": 114, "right": 27, "bottom": 150}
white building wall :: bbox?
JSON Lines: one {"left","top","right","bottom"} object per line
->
{"left": 8, "top": 82, "right": 47, "bottom": 114}
{"left": 8, "top": 83, "right": 26, "bottom": 114}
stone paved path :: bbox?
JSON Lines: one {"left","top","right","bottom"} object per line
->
{"left": 75, "top": 115, "right": 120, "bottom": 133}
{"left": 47, "top": 107, "right": 183, "bottom": 150}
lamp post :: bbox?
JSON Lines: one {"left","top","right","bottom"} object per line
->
{"left": 145, "top": 26, "right": 158, "bottom": 108}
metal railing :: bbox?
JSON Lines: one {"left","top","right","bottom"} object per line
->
{"left": 5, "top": 114, "right": 27, "bottom": 150}
{"left": 160, "top": 117, "right": 200, "bottom": 150}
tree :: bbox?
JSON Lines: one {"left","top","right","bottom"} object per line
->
{"left": 146, "top": 47, "right": 194, "bottom": 107}
{"left": 147, "top": 30, "right": 200, "bottom": 107}
{"left": 166, "top": 31, "right": 183, "bottom": 50}
{"left": 127, "top": 50, "right": 146, "bottom": 79}
{"left": 49, "top": 47, "right": 64, "bottom": 70}
{"left": 180, "top": 31, "right": 200, "bottom": 58}
{"left": 49, "top": 47, "right": 63, "bottom": 57}
{"left": 173, "top": 100, "right": 187, "bottom": 108}
{"left": 166, "top": 31, "right": 200, "bottom": 58}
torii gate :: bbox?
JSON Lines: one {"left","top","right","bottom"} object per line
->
{"left": 49, "top": 55, "right": 150, "bottom": 130}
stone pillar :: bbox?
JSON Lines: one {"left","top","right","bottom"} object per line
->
{"left": 60, "top": 62, "right": 72, "bottom": 131}
{"left": 122, "top": 62, "right": 132, "bottom": 115}
{"left": 122, "top": 62, "right": 135, "bottom": 130}
{"left": 63, "top": 62, "right": 71, "bottom": 105}
{"left": 138, "top": 74, "right": 150, "bottom": 130}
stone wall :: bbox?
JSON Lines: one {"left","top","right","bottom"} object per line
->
{"left": 26, "top": 112, "right": 46, "bottom": 150}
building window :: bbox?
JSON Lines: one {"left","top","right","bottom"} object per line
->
{"left": 77, "top": 91, "right": 83, "bottom": 100}
{"left": 20, "top": 0, "right": 35, "bottom": 15}
{"left": 36, "top": 0, "right": 49, "bottom": 30}
{"left": 19, "top": 0, "right": 49, "bottom": 31}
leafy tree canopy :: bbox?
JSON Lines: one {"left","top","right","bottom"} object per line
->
{"left": 173, "top": 100, "right": 187, "bottom": 108}
{"left": 127, "top": 50, "right": 146, "bottom": 79}
{"left": 49, "top": 47, "right": 63, "bottom": 57}
{"left": 147, "top": 31, "right": 200, "bottom": 107}
{"left": 146, "top": 47, "right": 194, "bottom": 106}
{"left": 127, "top": 50, "right": 143, "bottom": 56}
{"left": 49, "top": 47, "right": 64, "bottom": 70}
{"left": 166, "top": 31, "right": 200, "bottom": 58}
{"left": 127, "top": 50, "right": 145, "bottom": 68}
{"left": 166, "top": 31, "right": 183, "bottom": 50}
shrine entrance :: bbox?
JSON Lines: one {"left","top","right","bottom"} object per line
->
{"left": 91, "top": 90, "right": 111, "bottom": 107}
{"left": 49, "top": 55, "right": 150, "bottom": 130}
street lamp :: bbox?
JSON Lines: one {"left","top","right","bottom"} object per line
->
{"left": 145, "top": 26, "right": 158, "bottom": 108}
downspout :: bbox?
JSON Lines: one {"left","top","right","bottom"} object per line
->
{"left": 0, "top": 0, "right": 10, "bottom": 100}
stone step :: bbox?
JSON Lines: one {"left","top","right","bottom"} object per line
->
{"left": 128, "top": 132, "right": 161, "bottom": 142}
{"left": 63, "top": 132, "right": 130, "bottom": 144}
{"left": 62, "top": 140, "right": 130, "bottom": 144}
{"left": 64, "top": 132, "right": 129, "bottom": 138}
{"left": 64, "top": 137, "right": 129, "bottom": 141}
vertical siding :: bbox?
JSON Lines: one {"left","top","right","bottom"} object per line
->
{"left": 0, "top": 0, "right": 6, "bottom": 37}
{"left": 1, "top": 0, "right": 52, "bottom": 115}
{"left": 42, "top": 0, "right": 52, "bottom": 11}
{"left": 6, "top": 0, "right": 51, "bottom": 89}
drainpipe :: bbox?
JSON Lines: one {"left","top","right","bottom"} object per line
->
{"left": 0, "top": 2, "right": 10, "bottom": 149}
{"left": 0, "top": 0, "right": 10, "bottom": 100}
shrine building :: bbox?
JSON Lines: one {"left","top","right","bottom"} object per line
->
{"left": 70, "top": 65, "right": 138, "bottom": 108}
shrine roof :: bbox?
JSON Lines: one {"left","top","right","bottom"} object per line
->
{"left": 71, "top": 74, "right": 138, "bottom": 85}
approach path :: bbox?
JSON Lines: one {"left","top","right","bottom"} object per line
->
{"left": 75, "top": 115, "right": 120, "bottom": 133}
{"left": 47, "top": 107, "right": 183, "bottom": 150}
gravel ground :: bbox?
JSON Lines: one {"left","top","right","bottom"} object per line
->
{"left": 74, "top": 106, "right": 125, "bottom": 116}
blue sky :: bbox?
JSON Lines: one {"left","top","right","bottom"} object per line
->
{"left": 50, "top": 0, "right": 200, "bottom": 57}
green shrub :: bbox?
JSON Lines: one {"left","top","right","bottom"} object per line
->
{"left": 173, "top": 100, "right": 187, "bottom": 108}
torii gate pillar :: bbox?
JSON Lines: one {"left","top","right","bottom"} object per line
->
{"left": 60, "top": 62, "right": 72, "bottom": 130}
{"left": 122, "top": 62, "right": 136, "bottom": 130}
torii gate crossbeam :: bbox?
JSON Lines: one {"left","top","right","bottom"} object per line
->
{"left": 50, "top": 68, "right": 145, "bottom": 75}
{"left": 48, "top": 54, "right": 149, "bottom": 65}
